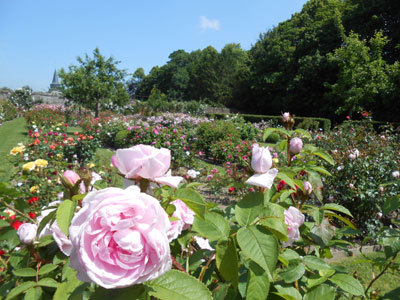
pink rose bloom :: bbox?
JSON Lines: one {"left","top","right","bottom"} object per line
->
{"left": 246, "top": 144, "right": 278, "bottom": 189}
{"left": 37, "top": 201, "right": 72, "bottom": 256}
{"left": 64, "top": 170, "right": 80, "bottom": 185}
{"left": 69, "top": 186, "right": 171, "bottom": 289}
{"left": 282, "top": 112, "right": 290, "bottom": 122}
{"left": 282, "top": 206, "right": 305, "bottom": 247}
{"left": 17, "top": 223, "right": 37, "bottom": 244}
{"left": 111, "top": 144, "right": 182, "bottom": 188}
{"left": 303, "top": 181, "right": 313, "bottom": 195}
{"left": 289, "top": 137, "right": 303, "bottom": 154}
{"left": 167, "top": 199, "right": 195, "bottom": 241}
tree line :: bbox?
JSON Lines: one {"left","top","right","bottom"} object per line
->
{"left": 130, "top": 0, "right": 400, "bottom": 122}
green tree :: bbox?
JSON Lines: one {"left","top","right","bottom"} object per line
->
{"left": 59, "top": 48, "right": 129, "bottom": 117}
{"left": 327, "top": 31, "right": 399, "bottom": 117}
{"left": 8, "top": 86, "right": 40, "bottom": 110}
{"left": 128, "top": 67, "right": 146, "bottom": 99}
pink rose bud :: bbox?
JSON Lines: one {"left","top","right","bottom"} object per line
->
{"left": 282, "top": 112, "right": 290, "bottom": 122}
{"left": 289, "top": 138, "right": 303, "bottom": 155}
{"left": 377, "top": 212, "right": 383, "bottom": 219}
{"left": 69, "top": 186, "right": 171, "bottom": 288}
{"left": 282, "top": 207, "right": 305, "bottom": 247}
{"left": 17, "top": 223, "right": 38, "bottom": 244}
{"left": 251, "top": 144, "right": 272, "bottom": 174}
{"left": 63, "top": 170, "right": 80, "bottom": 185}
{"left": 349, "top": 183, "right": 354, "bottom": 189}
{"left": 303, "top": 181, "right": 313, "bottom": 194}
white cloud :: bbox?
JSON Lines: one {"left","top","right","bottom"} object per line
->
{"left": 200, "top": 16, "right": 220, "bottom": 31}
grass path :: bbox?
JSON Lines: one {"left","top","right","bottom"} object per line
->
{"left": 0, "top": 117, "right": 27, "bottom": 182}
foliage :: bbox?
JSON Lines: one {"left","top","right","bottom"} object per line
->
{"left": 59, "top": 47, "right": 130, "bottom": 117}
{"left": 8, "top": 86, "right": 41, "bottom": 110}
{"left": 0, "top": 100, "right": 18, "bottom": 124}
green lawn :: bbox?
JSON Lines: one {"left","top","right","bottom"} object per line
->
{"left": 0, "top": 117, "right": 28, "bottom": 182}
{"left": 333, "top": 252, "right": 400, "bottom": 299}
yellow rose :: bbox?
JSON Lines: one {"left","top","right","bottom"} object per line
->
{"left": 10, "top": 146, "right": 24, "bottom": 155}
{"left": 23, "top": 162, "right": 36, "bottom": 171}
{"left": 34, "top": 159, "right": 48, "bottom": 168}
{"left": 30, "top": 185, "right": 39, "bottom": 193}
{"left": 56, "top": 154, "right": 63, "bottom": 158}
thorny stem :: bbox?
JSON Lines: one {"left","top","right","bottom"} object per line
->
{"left": 36, "top": 260, "right": 41, "bottom": 283}
{"left": 0, "top": 199, "right": 37, "bottom": 224}
{"left": 365, "top": 251, "right": 399, "bottom": 297}
{"left": 199, "top": 253, "right": 216, "bottom": 282}
{"left": 171, "top": 255, "right": 187, "bottom": 273}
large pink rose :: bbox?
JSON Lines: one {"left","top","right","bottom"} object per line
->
{"left": 282, "top": 206, "right": 305, "bottom": 247}
{"left": 111, "top": 144, "right": 183, "bottom": 188}
{"left": 167, "top": 199, "right": 195, "bottom": 241}
{"left": 69, "top": 186, "right": 171, "bottom": 289}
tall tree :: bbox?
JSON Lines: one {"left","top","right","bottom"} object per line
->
{"left": 59, "top": 48, "right": 129, "bottom": 117}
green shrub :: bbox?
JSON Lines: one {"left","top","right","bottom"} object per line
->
{"left": 265, "top": 132, "right": 280, "bottom": 143}
{"left": 296, "top": 118, "right": 320, "bottom": 131}
{"left": 115, "top": 129, "right": 130, "bottom": 148}
{"left": 0, "top": 100, "right": 18, "bottom": 123}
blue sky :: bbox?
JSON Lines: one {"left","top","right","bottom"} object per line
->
{"left": 0, "top": 0, "right": 308, "bottom": 91}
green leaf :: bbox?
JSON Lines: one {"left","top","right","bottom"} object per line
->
{"left": 0, "top": 219, "right": 10, "bottom": 227}
{"left": 175, "top": 188, "right": 207, "bottom": 220}
{"left": 36, "top": 209, "right": 56, "bottom": 238}
{"left": 260, "top": 217, "right": 288, "bottom": 241}
{"left": 145, "top": 270, "right": 212, "bottom": 300}
{"left": 53, "top": 276, "right": 85, "bottom": 300}
{"left": 329, "top": 274, "right": 364, "bottom": 296}
{"left": 246, "top": 262, "right": 269, "bottom": 300}
{"left": 237, "top": 225, "right": 278, "bottom": 279}
{"left": 307, "top": 275, "right": 329, "bottom": 289}
{"left": 24, "top": 287, "right": 42, "bottom": 300}
{"left": 304, "top": 284, "right": 335, "bottom": 300}
{"left": 263, "top": 128, "right": 289, "bottom": 141}
{"left": 310, "top": 219, "right": 336, "bottom": 247}
{"left": 303, "top": 256, "right": 330, "bottom": 270}
{"left": 280, "top": 249, "right": 300, "bottom": 262}
{"left": 294, "top": 128, "right": 312, "bottom": 139}
{"left": 312, "top": 208, "right": 324, "bottom": 225}
{"left": 383, "top": 196, "right": 400, "bottom": 214}
{"left": 13, "top": 268, "right": 37, "bottom": 277}
{"left": 312, "top": 151, "right": 334, "bottom": 165}
{"left": 276, "top": 172, "right": 297, "bottom": 190}
{"left": 325, "top": 212, "right": 357, "bottom": 230}
{"left": 37, "top": 278, "right": 59, "bottom": 288}
{"left": 90, "top": 285, "right": 144, "bottom": 299}
{"left": 38, "top": 263, "right": 58, "bottom": 275}
{"left": 279, "top": 262, "right": 305, "bottom": 283}
{"left": 308, "top": 171, "right": 323, "bottom": 203}
{"left": 216, "top": 237, "right": 239, "bottom": 288}
{"left": 192, "top": 211, "right": 230, "bottom": 242}
{"left": 6, "top": 281, "right": 36, "bottom": 300}
{"left": 235, "top": 192, "right": 263, "bottom": 226}
{"left": 309, "top": 166, "right": 332, "bottom": 176}
{"left": 56, "top": 199, "right": 76, "bottom": 236}
{"left": 321, "top": 203, "right": 353, "bottom": 217}
{"left": 273, "top": 284, "right": 302, "bottom": 300}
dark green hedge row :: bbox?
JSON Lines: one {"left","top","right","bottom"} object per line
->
{"left": 342, "top": 120, "right": 400, "bottom": 132}
{"left": 207, "top": 113, "right": 332, "bottom": 131}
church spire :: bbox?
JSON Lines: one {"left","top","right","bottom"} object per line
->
{"left": 49, "top": 69, "right": 61, "bottom": 91}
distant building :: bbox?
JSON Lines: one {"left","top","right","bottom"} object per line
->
{"left": 49, "top": 70, "right": 61, "bottom": 91}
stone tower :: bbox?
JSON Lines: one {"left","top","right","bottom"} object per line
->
{"left": 49, "top": 70, "right": 61, "bottom": 91}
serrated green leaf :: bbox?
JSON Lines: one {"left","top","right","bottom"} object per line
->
{"left": 38, "top": 263, "right": 58, "bottom": 275}
{"left": 36, "top": 209, "right": 56, "bottom": 238}
{"left": 175, "top": 188, "right": 207, "bottom": 220}
{"left": 260, "top": 217, "right": 288, "bottom": 241}
{"left": 216, "top": 237, "right": 238, "bottom": 288}
{"left": 325, "top": 212, "right": 357, "bottom": 230}
{"left": 321, "top": 203, "right": 353, "bottom": 217}
{"left": 263, "top": 128, "right": 289, "bottom": 141}
{"left": 56, "top": 200, "right": 76, "bottom": 236}
{"left": 38, "top": 278, "right": 59, "bottom": 288}
{"left": 279, "top": 262, "right": 305, "bottom": 283}
{"left": 145, "top": 270, "right": 212, "bottom": 300}
{"left": 274, "top": 284, "right": 302, "bottom": 300}
{"left": 313, "top": 151, "right": 334, "bottom": 165}
{"left": 90, "top": 284, "right": 144, "bottom": 299}
{"left": 310, "top": 219, "right": 336, "bottom": 247}
{"left": 383, "top": 196, "right": 400, "bottom": 214}
{"left": 237, "top": 225, "right": 278, "bottom": 280}
{"left": 24, "top": 287, "right": 42, "bottom": 300}
{"left": 294, "top": 128, "right": 312, "bottom": 139}
{"left": 303, "top": 256, "right": 331, "bottom": 270}
{"left": 53, "top": 274, "right": 85, "bottom": 300}
{"left": 329, "top": 273, "right": 364, "bottom": 296}
{"left": 246, "top": 262, "right": 269, "bottom": 300}
{"left": 13, "top": 268, "right": 37, "bottom": 277}
{"left": 276, "top": 172, "right": 297, "bottom": 190}
{"left": 307, "top": 275, "right": 329, "bottom": 289}
{"left": 309, "top": 166, "right": 332, "bottom": 176}
{"left": 235, "top": 192, "right": 263, "bottom": 226}
{"left": 312, "top": 208, "right": 324, "bottom": 225}
{"left": 0, "top": 219, "right": 10, "bottom": 227}
{"left": 6, "top": 281, "right": 36, "bottom": 300}
{"left": 192, "top": 212, "right": 230, "bottom": 242}
{"left": 304, "top": 284, "right": 335, "bottom": 300}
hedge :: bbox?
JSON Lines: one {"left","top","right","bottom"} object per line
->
{"left": 206, "top": 113, "right": 332, "bottom": 132}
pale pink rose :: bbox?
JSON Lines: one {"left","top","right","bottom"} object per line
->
{"left": 282, "top": 112, "right": 290, "bottom": 122}
{"left": 194, "top": 236, "right": 214, "bottom": 251}
{"left": 282, "top": 206, "right": 305, "bottom": 247}
{"left": 37, "top": 201, "right": 72, "bottom": 256}
{"left": 251, "top": 144, "right": 272, "bottom": 174}
{"left": 69, "top": 186, "right": 171, "bottom": 289}
{"left": 349, "top": 183, "right": 354, "bottom": 189}
{"left": 63, "top": 170, "right": 80, "bottom": 185}
{"left": 303, "top": 181, "right": 313, "bottom": 195}
{"left": 17, "top": 223, "right": 37, "bottom": 244}
{"left": 246, "top": 169, "right": 278, "bottom": 189}
{"left": 289, "top": 137, "right": 303, "bottom": 154}
{"left": 111, "top": 145, "right": 183, "bottom": 188}
{"left": 167, "top": 199, "right": 195, "bottom": 241}
{"left": 348, "top": 149, "right": 360, "bottom": 160}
